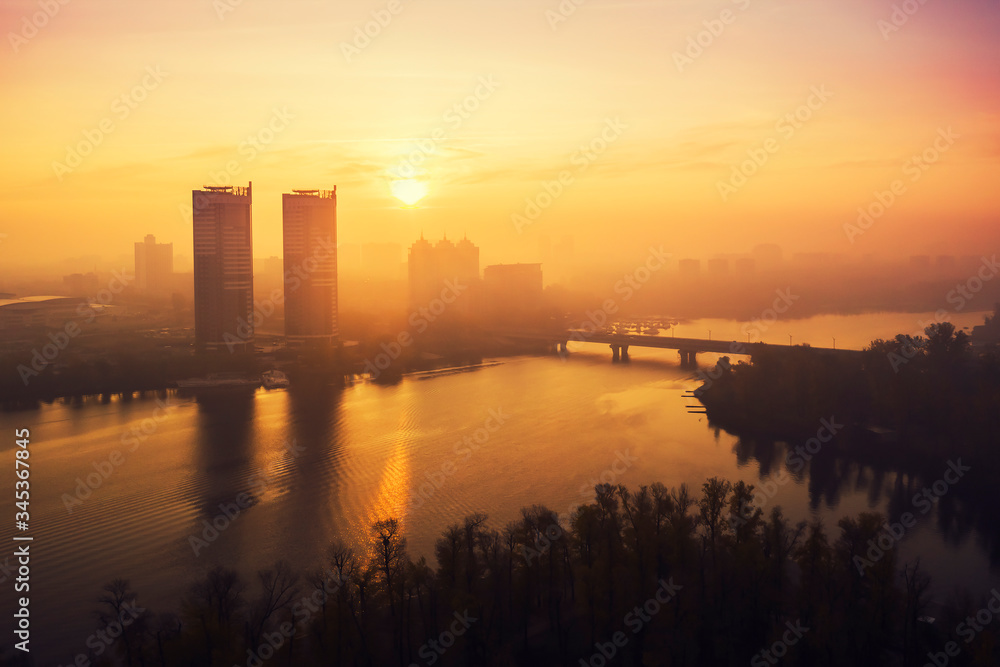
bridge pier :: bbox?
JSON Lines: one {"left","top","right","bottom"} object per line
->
{"left": 679, "top": 350, "right": 698, "bottom": 367}
{"left": 609, "top": 344, "right": 631, "bottom": 363}
{"left": 558, "top": 341, "right": 568, "bottom": 356}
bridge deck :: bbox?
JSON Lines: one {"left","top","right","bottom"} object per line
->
{"left": 498, "top": 329, "right": 861, "bottom": 357}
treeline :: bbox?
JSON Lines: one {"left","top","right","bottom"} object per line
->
{"left": 0, "top": 341, "right": 358, "bottom": 405}
{"left": 0, "top": 325, "right": 501, "bottom": 401}
{"left": 698, "top": 322, "right": 1000, "bottom": 460}
{"left": 27, "top": 480, "right": 1000, "bottom": 667}
{"left": 0, "top": 347, "right": 266, "bottom": 405}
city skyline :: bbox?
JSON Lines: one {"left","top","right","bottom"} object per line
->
{"left": 2, "top": 0, "right": 999, "bottom": 275}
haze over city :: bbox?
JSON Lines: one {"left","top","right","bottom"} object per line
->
{"left": 3, "top": 1, "right": 1000, "bottom": 666}
{"left": 2, "top": 0, "right": 1000, "bottom": 279}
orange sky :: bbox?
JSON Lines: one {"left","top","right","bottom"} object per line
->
{"left": 1, "top": 0, "right": 998, "bottom": 274}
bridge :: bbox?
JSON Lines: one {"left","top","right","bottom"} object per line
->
{"left": 494, "top": 328, "right": 861, "bottom": 366}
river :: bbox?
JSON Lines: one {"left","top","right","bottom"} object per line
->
{"left": 1, "top": 310, "right": 996, "bottom": 664}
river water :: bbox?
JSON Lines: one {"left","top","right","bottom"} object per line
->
{"left": 1, "top": 311, "right": 996, "bottom": 664}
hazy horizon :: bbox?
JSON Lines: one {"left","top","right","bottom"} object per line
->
{"left": 2, "top": 0, "right": 999, "bottom": 274}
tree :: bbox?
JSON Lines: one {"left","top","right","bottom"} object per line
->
{"left": 699, "top": 477, "right": 732, "bottom": 557}
{"left": 372, "top": 517, "right": 407, "bottom": 663}
{"left": 95, "top": 578, "right": 150, "bottom": 667}
{"left": 183, "top": 566, "right": 244, "bottom": 664}
{"left": 245, "top": 560, "right": 300, "bottom": 655}
{"left": 924, "top": 321, "right": 970, "bottom": 363}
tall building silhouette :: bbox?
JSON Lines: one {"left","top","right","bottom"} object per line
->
{"left": 407, "top": 234, "right": 478, "bottom": 306}
{"left": 134, "top": 234, "right": 173, "bottom": 294}
{"left": 678, "top": 259, "right": 701, "bottom": 276}
{"left": 752, "top": 243, "right": 783, "bottom": 271}
{"left": 282, "top": 188, "right": 338, "bottom": 346}
{"left": 192, "top": 183, "right": 254, "bottom": 351}
{"left": 483, "top": 263, "right": 542, "bottom": 323}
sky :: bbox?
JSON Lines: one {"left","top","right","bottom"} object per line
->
{"left": 1, "top": 0, "right": 999, "bottom": 274}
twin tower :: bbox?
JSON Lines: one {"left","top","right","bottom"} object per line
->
{"left": 192, "top": 182, "right": 338, "bottom": 352}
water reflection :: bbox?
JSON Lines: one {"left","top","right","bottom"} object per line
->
{"left": 282, "top": 383, "right": 347, "bottom": 547}
{"left": 193, "top": 392, "right": 257, "bottom": 518}
{"left": 727, "top": 430, "right": 1000, "bottom": 569}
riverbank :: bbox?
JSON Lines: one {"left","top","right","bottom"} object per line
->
{"left": 0, "top": 334, "right": 553, "bottom": 406}
{"left": 694, "top": 324, "right": 1000, "bottom": 566}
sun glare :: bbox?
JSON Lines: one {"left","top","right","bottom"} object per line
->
{"left": 390, "top": 179, "right": 429, "bottom": 207}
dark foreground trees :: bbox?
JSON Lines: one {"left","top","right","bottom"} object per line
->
{"left": 49, "top": 480, "right": 1000, "bottom": 667}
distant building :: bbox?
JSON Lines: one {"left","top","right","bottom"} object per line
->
{"left": 707, "top": 258, "right": 730, "bottom": 275}
{"left": 192, "top": 183, "right": 254, "bottom": 351}
{"left": 792, "top": 252, "right": 843, "bottom": 268}
{"left": 734, "top": 257, "right": 755, "bottom": 275}
{"left": 935, "top": 255, "right": 956, "bottom": 271}
{"left": 254, "top": 256, "right": 283, "bottom": 278}
{"left": 678, "top": 259, "right": 701, "bottom": 276}
{"left": 253, "top": 256, "right": 285, "bottom": 321}
{"left": 62, "top": 272, "right": 100, "bottom": 297}
{"left": 134, "top": 234, "right": 173, "bottom": 294}
{"left": 408, "top": 235, "right": 479, "bottom": 306}
{"left": 282, "top": 188, "right": 338, "bottom": 346}
{"left": 336, "top": 243, "right": 362, "bottom": 276}
{"left": 752, "top": 244, "right": 783, "bottom": 270}
{"left": 454, "top": 237, "right": 478, "bottom": 280}
{"left": 483, "top": 263, "right": 543, "bottom": 323}
{"left": 972, "top": 305, "right": 1000, "bottom": 344}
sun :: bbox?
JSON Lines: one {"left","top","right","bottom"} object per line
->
{"left": 390, "top": 179, "right": 429, "bottom": 207}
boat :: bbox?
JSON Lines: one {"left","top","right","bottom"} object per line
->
{"left": 261, "top": 370, "right": 290, "bottom": 389}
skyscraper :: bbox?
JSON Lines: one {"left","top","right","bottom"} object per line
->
{"left": 134, "top": 234, "right": 174, "bottom": 294}
{"left": 282, "top": 188, "right": 338, "bottom": 346}
{"left": 407, "top": 234, "right": 479, "bottom": 306}
{"left": 482, "top": 263, "right": 542, "bottom": 323}
{"left": 192, "top": 183, "right": 254, "bottom": 351}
